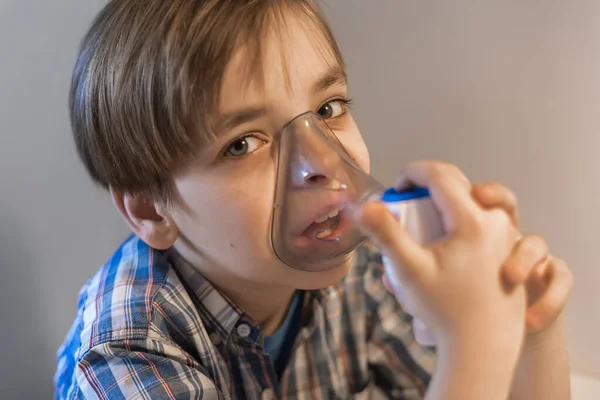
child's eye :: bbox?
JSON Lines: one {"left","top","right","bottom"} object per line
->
{"left": 317, "top": 98, "right": 352, "bottom": 119}
{"left": 224, "top": 135, "right": 265, "bottom": 158}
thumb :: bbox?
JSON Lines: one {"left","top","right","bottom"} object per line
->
{"left": 355, "top": 201, "right": 433, "bottom": 283}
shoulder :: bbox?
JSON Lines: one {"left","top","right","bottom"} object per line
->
{"left": 56, "top": 235, "right": 217, "bottom": 398}
{"left": 71, "top": 336, "right": 219, "bottom": 399}
{"left": 65, "top": 234, "right": 196, "bottom": 357}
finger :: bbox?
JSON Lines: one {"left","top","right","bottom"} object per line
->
{"left": 525, "top": 258, "right": 552, "bottom": 304}
{"left": 356, "top": 201, "right": 433, "bottom": 283}
{"left": 395, "top": 161, "right": 471, "bottom": 191}
{"left": 503, "top": 234, "right": 549, "bottom": 285}
{"left": 472, "top": 182, "right": 519, "bottom": 226}
{"left": 526, "top": 258, "right": 573, "bottom": 332}
{"left": 530, "top": 257, "right": 552, "bottom": 283}
{"left": 393, "top": 161, "right": 478, "bottom": 233}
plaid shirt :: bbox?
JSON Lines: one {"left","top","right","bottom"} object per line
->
{"left": 55, "top": 235, "right": 435, "bottom": 399}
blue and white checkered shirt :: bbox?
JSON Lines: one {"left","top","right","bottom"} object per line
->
{"left": 55, "top": 234, "right": 435, "bottom": 399}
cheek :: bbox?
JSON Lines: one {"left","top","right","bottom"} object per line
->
{"left": 172, "top": 163, "right": 276, "bottom": 257}
{"left": 352, "top": 136, "right": 371, "bottom": 174}
{"left": 338, "top": 125, "right": 370, "bottom": 174}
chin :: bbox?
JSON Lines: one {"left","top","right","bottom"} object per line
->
{"left": 288, "top": 252, "right": 356, "bottom": 290}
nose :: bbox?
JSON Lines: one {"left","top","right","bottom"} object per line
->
{"left": 304, "top": 172, "right": 330, "bottom": 185}
{"left": 296, "top": 133, "right": 342, "bottom": 188}
{"left": 280, "top": 111, "right": 347, "bottom": 189}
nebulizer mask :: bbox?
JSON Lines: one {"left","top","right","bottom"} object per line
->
{"left": 270, "top": 111, "right": 385, "bottom": 272}
{"left": 270, "top": 111, "right": 445, "bottom": 346}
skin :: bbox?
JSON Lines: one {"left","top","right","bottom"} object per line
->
{"left": 111, "top": 8, "right": 573, "bottom": 399}
{"left": 114, "top": 14, "right": 369, "bottom": 334}
{"left": 362, "top": 164, "right": 573, "bottom": 399}
{"left": 475, "top": 185, "right": 572, "bottom": 400}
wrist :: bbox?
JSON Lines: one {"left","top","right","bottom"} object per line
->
{"left": 428, "top": 328, "right": 524, "bottom": 400}
{"left": 524, "top": 313, "right": 565, "bottom": 349}
{"left": 439, "top": 327, "right": 524, "bottom": 372}
{"left": 511, "top": 314, "right": 570, "bottom": 400}
{"left": 440, "top": 316, "right": 526, "bottom": 360}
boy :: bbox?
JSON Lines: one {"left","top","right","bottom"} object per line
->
{"left": 55, "top": 0, "right": 572, "bottom": 398}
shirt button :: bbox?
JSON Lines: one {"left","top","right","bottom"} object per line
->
{"left": 237, "top": 323, "right": 251, "bottom": 338}
{"left": 261, "top": 388, "right": 275, "bottom": 400}
{"left": 209, "top": 332, "right": 221, "bottom": 345}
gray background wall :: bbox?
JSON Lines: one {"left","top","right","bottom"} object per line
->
{"left": 0, "top": 1, "right": 127, "bottom": 398}
{"left": 0, "top": 0, "right": 598, "bottom": 398}
{"left": 325, "top": 0, "right": 600, "bottom": 381}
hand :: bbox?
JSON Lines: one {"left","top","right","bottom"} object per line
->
{"left": 473, "top": 182, "right": 574, "bottom": 335}
{"left": 381, "top": 180, "right": 573, "bottom": 338}
{"left": 357, "top": 161, "right": 526, "bottom": 352}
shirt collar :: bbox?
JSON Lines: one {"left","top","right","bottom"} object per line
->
{"left": 168, "top": 249, "right": 250, "bottom": 338}
{"left": 167, "top": 248, "right": 333, "bottom": 344}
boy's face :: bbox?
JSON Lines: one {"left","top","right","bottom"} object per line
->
{"left": 169, "top": 15, "right": 370, "bottom": 290}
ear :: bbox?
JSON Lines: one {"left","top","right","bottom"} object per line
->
{"left": 110, "top": 187, "right": 179, "bottom": 250}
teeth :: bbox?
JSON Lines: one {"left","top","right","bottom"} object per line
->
{"left": 314, "top": 206, "right": 344, "bottom": 224}
{"left": 315, "top": 214, "right": 329, "bottom": 224}
{"left": 316, "top": 229, "right": 332, "bottom": 239}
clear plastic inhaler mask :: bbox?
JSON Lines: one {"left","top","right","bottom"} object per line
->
{"left": 271, "top": 111, "right": 385, "bottom": 272}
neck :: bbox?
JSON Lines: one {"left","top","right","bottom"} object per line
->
{"left": 214, "top": 280, "right": 296, "bottom": 335}
{"left": 173, "top": 242, "right": 296, "bottom": 335}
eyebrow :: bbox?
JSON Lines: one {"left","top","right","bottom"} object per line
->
{"left": 312, "top": 66, "right": 347, "bottom": 93}
{"left": 214, "top": 106, "right": 269, "bottom": 135}
{"left": 214, "top": 67, "right": 347, "bottom": 134}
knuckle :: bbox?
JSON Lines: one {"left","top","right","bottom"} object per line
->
{"left": 486, "top": 209, "right": 518, "bottom": 245}
{"left": 463, "top": 209, "right": 487, "bottom": 233}
{"left": 407, "top": 160, "right": 429, "bottom": 172}
{"left": 553, "top": 256, "right": 568, "bottom": 270}
{"left": 425, "top": 162, "right": 468, "bottom": 185}
{"left": 555, "top": 258, "right": 574, "bottom": 286}
{"left": 520, "top": 234, "right": 548, "bottom": 258}
{"left": 435, "top": 162, "right": 463, "bottom": 180}
{"left": 567, "top": 270, "right": 574, "bottom": 290}
{"left": 483, "top": 181, "right": 518, "bottom": 202}
{"left": 500, "top": 185, "right": 518, "bottom": 208}
{"left": 447, "top": 163, "right": 463, "bottom": 176}
{"left": 474, "top": 181, "right": 497, "bottom": 195}
{"left": 426, "top": 162, "right": 447, "bottom": 182}
{"left": 565, "top": 268, "right": 574, "bottom": 287}
{"left": 506, "top": 188, "right": 518, "bottom": 206}
{"left": 527, "top": 312, "right": 545, "bottom": 332}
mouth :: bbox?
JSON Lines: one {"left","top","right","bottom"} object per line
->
{"left": 301, "top": 203, "right": 346, "bottom": 241}
{"left": 291, "top": 198, "right": 358, "bottom": 254}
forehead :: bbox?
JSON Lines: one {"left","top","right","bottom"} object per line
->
{"left": 218, "top": 8, "right": 343, "bottom": 118}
